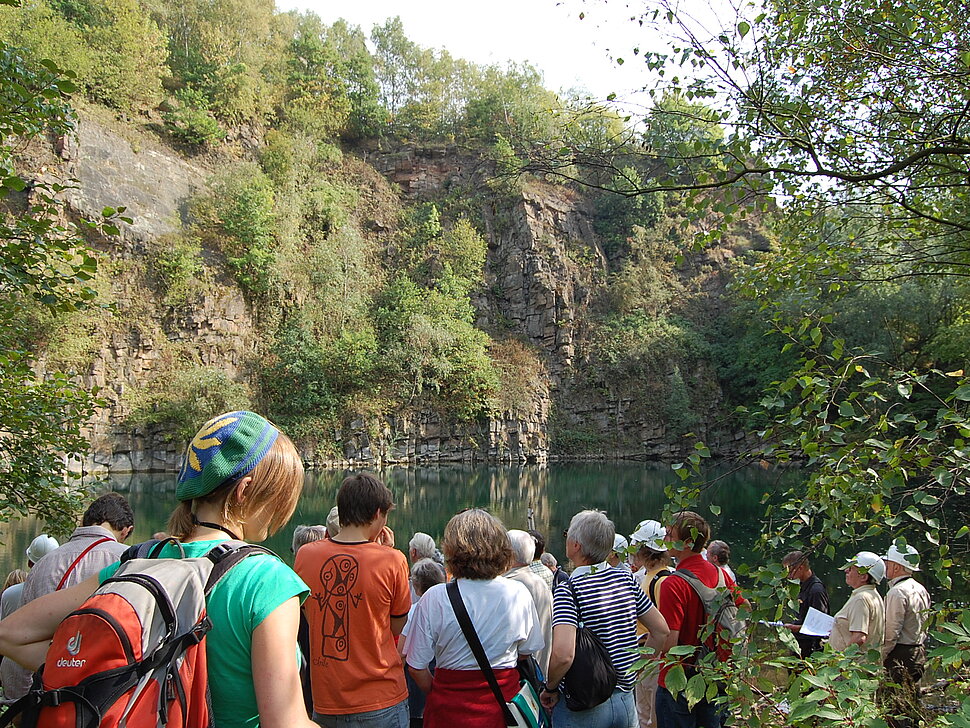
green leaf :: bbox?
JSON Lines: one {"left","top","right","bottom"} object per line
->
{"left": 665, "top": 664, "right": 687, "bottom": 695}
{"left": 737, "top": 21, "right": 750, "bottom": 37}
{"left": 685, "top": 674, "right": 706, "bottom": 708}
{"left": 3, "top": 175, "right": 26, "bottom": 191}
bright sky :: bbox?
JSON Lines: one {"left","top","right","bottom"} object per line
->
{"left": 273, "top": 0, "right": 695, "bottom": 102}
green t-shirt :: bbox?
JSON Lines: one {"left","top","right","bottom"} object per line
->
{"left": 100, "top": 539, "right": 309, "bottom": 728}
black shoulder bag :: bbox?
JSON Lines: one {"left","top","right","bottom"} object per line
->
{"left": 560, "top": 580, "right": 617, "bottom": 711}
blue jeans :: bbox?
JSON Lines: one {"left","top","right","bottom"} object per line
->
{"left": 313, "top": 699, "right": 410, "bottom": 728}
{"left": 655, "top": 685, "right": 722, "bottom": 728}
{"left": 552, "top": 688, "right": 636, "bottom": 728}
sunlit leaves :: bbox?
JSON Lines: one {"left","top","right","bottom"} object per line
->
{"left": 0, "top": 42, "right": 103, "bottom": 534}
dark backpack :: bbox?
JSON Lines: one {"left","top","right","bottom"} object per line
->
{"left": 560, "top": 581, "right": 617, "bottom": 711}
{"left": 0, "top": 539, "right": 273, "bottom": 728}
{"left": 648, "top": 568, "right": 672, "bottom": 605}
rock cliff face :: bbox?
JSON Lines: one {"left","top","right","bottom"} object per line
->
{"left": 32, "top": 120, "right": 738, "bottom": 472}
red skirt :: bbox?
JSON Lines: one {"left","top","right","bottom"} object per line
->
{"left": 424, "top": 667, "right": 519, "bottom": 728}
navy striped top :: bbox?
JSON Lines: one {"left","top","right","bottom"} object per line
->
{"left": 552, "top": 562, "right": 654, "bottom": 692}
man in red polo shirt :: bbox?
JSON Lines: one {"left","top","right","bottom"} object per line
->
{"left": 656, "top": 511, "right": 742, "bottom": 728}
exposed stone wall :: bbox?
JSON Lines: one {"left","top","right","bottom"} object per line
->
{"left": 27, "top": 120, "right": 746, "bottom": 472}
{"left": 61, "top": 114, "right": 208, "bottom": 243}
{"left": 480, "top": 184, "right": 604, "bottom": 381}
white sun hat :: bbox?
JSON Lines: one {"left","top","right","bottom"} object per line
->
{"left": 630, "top": 519, "right": 667, "bottom": 552}
{"left": 883, "top": 542, "right": 920, "bottom": 572}
{"left": 26, "top": 534, "right": 60, "bottom": 563}
{"left": 842, "top": 550, "right": 886, "bottom": 582}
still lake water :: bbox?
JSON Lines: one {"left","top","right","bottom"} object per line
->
{"left": 3, "top": 461, "right": 833, "bottom": 591}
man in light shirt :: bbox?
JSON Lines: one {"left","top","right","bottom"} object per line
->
{"left": 828, "top": 551, "right": 885, "bottom": 654}
{"left": 505, "top": 529, "right": 553, "bottom": 675}
{"left": 880, "top": 541, "right": 931, "bottom": 728}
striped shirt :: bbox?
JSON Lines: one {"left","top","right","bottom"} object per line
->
{"left": 552, "top": 562, "right": 654, "bottom": 692}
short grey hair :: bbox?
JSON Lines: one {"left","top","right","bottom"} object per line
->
{"left": 567, "top": 510, "right": 614, "bottom": 563}
{"left": 540, "top": 552, "right": 557, "bottom": 568}
{"left": 410, "top": 558, "right": 446, "bottom": 596}
{"left": 508, "top": 529, "right": 536, "bottom": 566}
{"left": 292, "top": 524, "right": 328, "bottom": 554}
{"left": 707, "top": 540, "right": 731, "bottom": 566}
{"left": 409, "top": 532, "right": 436, "bottom": 559}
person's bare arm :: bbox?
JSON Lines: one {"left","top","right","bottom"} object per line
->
{"left": 638, "top": 606, "right": 670, "bottom": 656}
{"left": 391, "top": 615, "right": 407, "bottom": 637}
{"left": 540, "top": 623, "right": 577, "bottom": 710}
{"left": 251, "top": 597, "right": 317, "bottom": 728}
{"left": 660, "top": 627, "right": 680, "bottom": 655}
{"left": 0, "top": 575, "right": 100, "bottom": 670}
{"left": 409, "top": 666, "right": 433, "bottom": 693}
{"left": 846, "top": 630, "right": 868, "bottom": 647}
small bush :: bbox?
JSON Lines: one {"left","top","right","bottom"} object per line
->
{"left": 148, "top": 236, "right": 204, "bottom": 305}
{"left": 163, "top": 88, "right": 226, "bottom": 147}
{"left": 127, "top": 366, "right": 253, "bottom": 444}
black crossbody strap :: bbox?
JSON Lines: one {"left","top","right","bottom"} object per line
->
{"left": 567, "top": 579, "right": 584, "bottom": 625}
{"left": 446, "top": 581, "right": 517, "bottom": 726}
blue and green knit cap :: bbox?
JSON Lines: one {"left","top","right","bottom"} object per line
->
{"left": 176, "top": 411, "right": 280, "bottom": 501}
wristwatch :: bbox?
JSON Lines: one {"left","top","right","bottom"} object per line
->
{"left": 541, "top": 683, "right": 559, "bottom": 694}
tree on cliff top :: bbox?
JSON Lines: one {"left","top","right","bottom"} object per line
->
{"left": 526, "top": 0, "right": 970, "bottom": 278}
{"left": 0, "top": 22, "right": 117, "bottom": 535}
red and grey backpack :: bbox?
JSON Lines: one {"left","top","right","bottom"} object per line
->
{"left": 0, "top": 539, "right": 273, "bottom": 728}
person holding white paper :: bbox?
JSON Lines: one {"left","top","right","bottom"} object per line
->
{"left": 781, "top": 551, "right": 830, "bottom": 658}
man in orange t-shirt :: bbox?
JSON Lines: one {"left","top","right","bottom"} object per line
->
{"left": 295, "top": 473, "right": 411, "bottom": 727}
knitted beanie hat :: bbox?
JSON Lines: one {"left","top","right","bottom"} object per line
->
{"left": 176, "top": 411, "right": 280, "bottom": 501}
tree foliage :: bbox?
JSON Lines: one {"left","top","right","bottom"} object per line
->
{"left": 0, "top": 40, "right": 109, "bottom": 536}
{"left": 550, "top": 0, "right": 970, "bottom": 722}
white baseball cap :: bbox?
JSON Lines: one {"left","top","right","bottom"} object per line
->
{"left": 630, "top": 519, "right": 667, "bottom": 552}
{"left": 26, "top": 534, "right": 59, "bottom": 563}
{"left": 883, "top": 542, "right": 920, "bottom": 572}
{"left": 842, "top": 550, "right": 886, "bottom": 582}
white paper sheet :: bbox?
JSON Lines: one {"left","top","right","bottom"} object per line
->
{"left": 798, "top": 606, "right": 834, "bottom": 637}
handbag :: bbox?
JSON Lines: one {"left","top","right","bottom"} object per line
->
{"left": 561, "top": 580, "right": 618, "bottom": 711}
{"left": 446, "top": 580, "right": 545, "bottom": 728}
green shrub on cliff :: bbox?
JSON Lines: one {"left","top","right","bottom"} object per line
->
{"left": 127, "top": 365, "right": 253, "bottom": 444}
{"left": 193, "top": 165, "right": 277, "bottom": 298}
{"left": 163, "top": 88, "right": 226, "bottom": 147}
{"left": 147, "top": 235, "right": 204, "bottom": 305}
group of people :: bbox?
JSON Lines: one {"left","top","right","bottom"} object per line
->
{"left": 0, "top": 410, "right": 935, "bottom": 728}
{"left": 781, "top": 546, "right": 931, "bottom": 728}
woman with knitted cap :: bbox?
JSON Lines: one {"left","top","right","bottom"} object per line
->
{"left": 0, "top": 411, "right": 317, "bottom": 728}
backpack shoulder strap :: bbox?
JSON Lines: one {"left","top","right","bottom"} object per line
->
{"left": 671, "top": 567, "right": 723, "bottom": 613}
{"left": 120, "top": 537, "right": 186, "bottom": 562}
{"left": 204, "top": 542, "right": 277, "bottom": 596}
{"left": 648, "top": 568, "right": 672, "bottom": 605}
